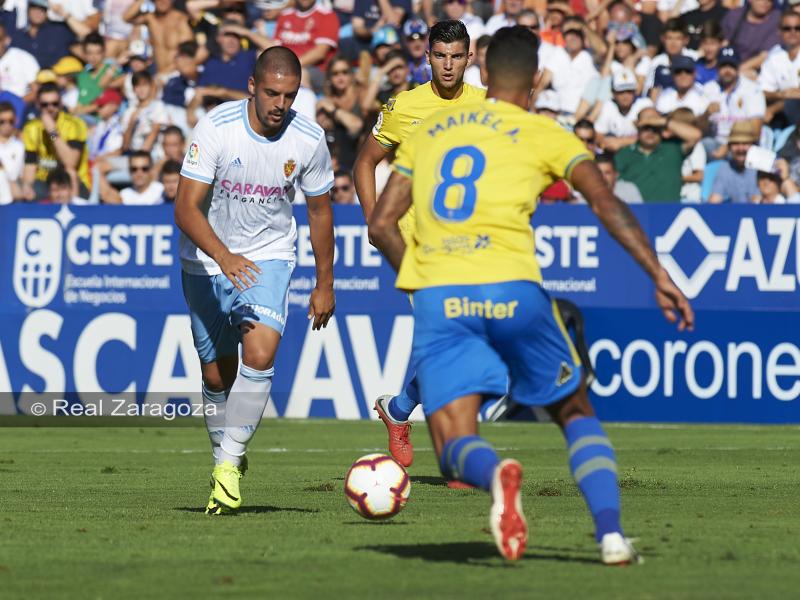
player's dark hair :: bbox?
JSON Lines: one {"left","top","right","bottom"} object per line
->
{"left": 163, "top": 125, "right": 185, "bottom": 140}
{"left": 37, "top": 82, "right": 61, "bottom": 98}
{"left": 664, "top": 18, "right": 688, "bottom": 36}
{"left": 475, "top": 34, "right": 492, "bottom": 51}
{"left": 160, "top": 160, "right": 182, "bottom": 177}
{"left": 83, "top": 32, "right": 105, "bottom": 48}
{"left": 0, "top": 101, "right": 16, "bottom": 117}
{"left": 429, "top": 20, "right": 470, "bottom": 52}
{"left": 47, "top": 168, "right": 72, "bottom": 188}
{"left": 486, "top": 26, "right": 539, "bottom": 89}
{"left": 254, "top": 46, "right": 302, "bottom": 82}
{"left": 132, "top": 69, "right": 153, "bottom": 86}
{"left": 129, "top": 150, "right": 152, "bottom": 165}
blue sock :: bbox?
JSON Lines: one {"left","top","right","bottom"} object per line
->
{"left": 387, "top": 376, "right": 420, "bottom": 422}
{"left": 439, "top": 435, "right": 499, "bottom": 491}
{"left": 564, "top": 417, "right": 623, "bottom": 542}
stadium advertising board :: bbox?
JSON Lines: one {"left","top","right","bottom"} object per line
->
{"left": 0, "top": 204, "right": 797, "bottom": 422}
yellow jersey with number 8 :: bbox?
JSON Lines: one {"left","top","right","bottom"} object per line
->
{"left": 393, "top": 98, "right": 592, "bottom": 291}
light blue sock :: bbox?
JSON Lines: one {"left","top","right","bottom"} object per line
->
{"left": 564, "top": 417, "right": 622, "bottom": 542}
{"left": 387, "top": 375, "right": 420, "bottom": 422}
{"left": 201, "top": 383, "right": 227, "bottom": 463}
{"left": 439, "top": 435, "right": 499, "bottom": 491}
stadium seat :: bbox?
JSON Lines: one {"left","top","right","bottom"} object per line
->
{"left": 701, "top": 160, "right": 724, "bottom": 202}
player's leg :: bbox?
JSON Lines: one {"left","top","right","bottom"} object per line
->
{"left": 199, "top": 355, "right": 239, "bottom": 464}
{"left": 412, "top": 285, "right": 526, "bottom": 560}
{"left": 545, "top": 385, "right": 640, "bottom": 565}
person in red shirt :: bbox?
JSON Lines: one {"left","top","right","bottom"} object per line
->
{"left": 274, "top": 0, "right": 339, "bottom": 91}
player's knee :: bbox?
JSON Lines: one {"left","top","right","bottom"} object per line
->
{"left": 547, "top": 384, "right": 594, "bottom": 427}
{"left": 241, "top": 350, "right": 275, "bottom": 372}
{"left": 201, "top": 368, "right": 227, "bottom": 393}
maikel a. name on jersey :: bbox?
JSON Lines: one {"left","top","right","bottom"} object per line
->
{"left": 426, "top": 107, "right": 521, "bottom": 143}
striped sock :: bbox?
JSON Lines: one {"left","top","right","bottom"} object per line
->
{"left": 564, "top": 417, "right": 622, "bottom": 542}
{"left": 440, "top": 435, "right": 500, "bottom": 491}
{"left": 387, "top": 376, "right": 420, "bottom": 422}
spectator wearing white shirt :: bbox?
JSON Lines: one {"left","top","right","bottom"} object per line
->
{"left": 485, "top": 0, "right": 523, "bottom": 35}
{"left": 47, "top": 0, "right": 100, "bottom": 40}
{"left": 702, "top": 47, "right": 765, "bottom": 160}
{"left": 655, "top": 55, "right": 709, "bottom": 117}
{"left": 442, "top": 0, "right": 485, "bottom": 54}
{"left": 121, "top": 69, "right": 169, "bottom": 158}
{"left": 595, "top": 68, "right": 654, "bottom": 152}
{"left": 658, "top": 0, "right": 700, "bottom": 22}
{"left": 553, "top": 26, "right": 598, "bottom": 115}
{"left": 0, "top": 102, "right": 24, "bottom": 202}
{"left": 669, "top": 107, "right": 707, "bottom": 203}
{"left": 0, "top": 21, "right": 40, "bottom": 102}
{"left": 759, "top": 11, "right": 800, "bottom": 125}
{"left": 102, "top": 150, "right": 164, "bottom": 205}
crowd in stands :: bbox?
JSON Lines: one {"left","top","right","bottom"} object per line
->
{"left": 1, "top": 0, "right": 800, "bottom": 206}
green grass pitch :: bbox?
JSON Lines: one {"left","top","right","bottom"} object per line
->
{"left": 0, "top": 419, "right": 798, "bottom": 599}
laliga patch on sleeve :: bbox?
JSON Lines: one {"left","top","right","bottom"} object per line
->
{"left": 187, "top": 142, "right": 200, "bottom": 167}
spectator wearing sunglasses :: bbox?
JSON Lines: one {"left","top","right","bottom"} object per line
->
{"left": 332, "top": 170, "right": 356, "bottom": 204}
{"left": 21, "top": 81, "right": 89, "bottom": 201}
{"left": 759, "top": 11, "right": 800, "bottom": 126}
{"left": 654, "top": 55, "right": 709, "bottom": 117}
{"left": 614, "top": 107, "right": 702, "bottom": 202}
{"left": 102, "top": 150, "right": 164, "bottom": 205}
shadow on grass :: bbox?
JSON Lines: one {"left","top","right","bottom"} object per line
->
{"left": 174, "top": 505, "right": 319, "bottom": 514}
{"left": 357, "top": 542, "right": 600, "bottom": 566}
{"left": 410, "top": 475, "right": 449, "bottom": 486}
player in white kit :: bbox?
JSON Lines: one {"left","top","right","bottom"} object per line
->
{"left": 175, "top": 47, "right": 335, "bottom": 515}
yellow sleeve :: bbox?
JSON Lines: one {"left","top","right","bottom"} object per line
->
{"left": 542, "top": 126, "right": 593, "bottom": 180}
{"left": 392, "top": 130, "right": 417, "bottom": 178}
{"left": 22, "top": 122, "right": 40, "bottom": 153}
{"left": 372, "top": 95, "right": 406, "bottom": 149}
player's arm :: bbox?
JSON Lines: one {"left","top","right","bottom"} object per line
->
{"left": 570, "top": 160, "right": 695, "bottom": 331}
{"left": 368, "top": 170, "right": 412, "bottom": 272}
{"left": 174, "top": 177, "right": 261, "bottom": 291}
{"left": 305, "top": 192, "right": 336, "bottom": 330}
{"left": 353, "top": 135, "right": 391, "bottom": 222}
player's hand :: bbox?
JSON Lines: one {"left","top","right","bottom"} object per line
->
{"left": 654, "top": 268, "right": 694, "bottom": 332}
{"left": 308, "top": 285, "right": 335, "bottom": 330}
{"left": 218, "top": 251, "right": 261, "bottom": 291}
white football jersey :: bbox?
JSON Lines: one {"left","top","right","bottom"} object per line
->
{"left": 180, "top": 99, "right": 333, "bottom": 275}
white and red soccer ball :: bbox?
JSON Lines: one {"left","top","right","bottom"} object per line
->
{"left": 344, "top": 453, "right": 410, "bottom": 520}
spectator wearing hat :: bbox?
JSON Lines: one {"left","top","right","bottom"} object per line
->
{"left": 721, "top": 0, "right": 779, "bottom": 65}
{"left": 708, "top": 121, "right": 762, "bottom": 204}
{"left": 87, "top": 87, "right": 125, "bottom": 166}
{"left": 643, "top": 18, "right": 699, "bottom": 96}
{"left": 0, "top": 101, "right": 24, "bottom": 201}
{"left": 73, "top": 33, "right": 121, "bottom": 115}
{"left": 441, "top": 0, "right": 485, "bottom": 55}
{"left": 595, "top": 68, "right": 654, "bottom": 152}
{"left": 47, "top": 55, "right": 83, "bottom": 112}
{"left": 682, "top": 0, "right": 727, "bottom": 50}
{"left": 274, "top": 0, "right": 340, "bottom": 77}
{"left": 702, "top": 46, "right": 765, "bottom": 160}
{"left": 0, "top": 21, "right": 40, "bottom": 103}
{"left": 124, "top": 0, "right": 193, "bottom": 75}
{"left": 22, "top": 81, "right": 90, "bottom": 200}
{"left": 756, "top": 158, "right": 800, "bottom": 204}
{"left": 759, "top": 10, "right": 800, "bottom": 126}
{"left": 369, "top": 25, "right": 401, "bottom": 65}
{"left": 694, "top": 21, "right": 723, "bottom": 85}
{"left": 404, "top": 18, "right": 431, "bottom": 86}
{"left": 614, "top": 107, "right": 702, "bottom": 202}
{"left": 10, "top": 0, "right": 76, "bottom": 69}
{"left": 654, "top": 55, "right": 708, "bottom": 117}
{"left": 596, "top": 153, "right": 643, "bottom": 204}
{"left": 553, "top": 24, "right": 598, "bottom": 115}
{"left": 485, "top": 0, "right": 523, "bottom": 35}
{"left": 541, "top": 1, "right": 572, "bottom": 48}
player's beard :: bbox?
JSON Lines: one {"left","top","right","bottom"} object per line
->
{"left": 255, "top": 99, "right": 286, "bottom": 136}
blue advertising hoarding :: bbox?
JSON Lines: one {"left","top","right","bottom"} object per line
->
{"left": 0, "top": 203, "right": 797, "bottom": 422}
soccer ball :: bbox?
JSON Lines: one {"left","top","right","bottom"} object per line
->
{"left": 344, "top": 453, "right": 410, "bottom": 520}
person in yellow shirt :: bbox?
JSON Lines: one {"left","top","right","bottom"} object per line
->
{"left": 22, "top": 82, "right": 90, "bottom": 201}
{"left": 370, "top": 26, "right": 694, "bottom": 565}
{"left": 353, "top": 20, "right": 488, "bottom": 470}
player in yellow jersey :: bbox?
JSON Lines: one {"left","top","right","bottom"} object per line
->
{"left": 353, "top": 20, "right": 488, "bottom": 470}
{"left": 370, "top": 27, "right": 694, "bottom": 564}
